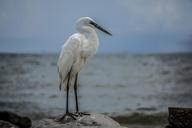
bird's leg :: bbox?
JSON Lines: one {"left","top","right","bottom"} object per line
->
{"left": 58, "top": 71, "right": 76, "bottom": 121}
{"left": 74, "top": 73, "right": 90, "bottom": 117}
{"left": 74, "top": 73, "right": 79, "bottom": 113}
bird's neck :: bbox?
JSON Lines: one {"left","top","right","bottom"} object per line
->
{"left": 87, "top": 28, "right": 99, "bottom": 47}
{"left": 79, "top": 27, "right": 99, "bottom": 56}
{"left": 81, "top": 27, "right": 99, "bottom": 54}
{"left": 87, "top": 28, "right": 99, "bottom": 56}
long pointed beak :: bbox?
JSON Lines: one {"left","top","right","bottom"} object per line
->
{"left": 90, "top": 21, "right": 112, "bottom": 36}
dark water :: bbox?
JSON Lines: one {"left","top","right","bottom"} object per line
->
{"left": 0, "top": 53, "right": 192, "bottom": 120}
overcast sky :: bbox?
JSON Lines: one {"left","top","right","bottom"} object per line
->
{"left": 0, "top": 0, "right": 192, "bottom": 53}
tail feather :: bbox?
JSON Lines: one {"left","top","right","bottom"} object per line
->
{"left": 58, "top": 69, "right": 62, "bottom": 91}
{"left": 58, "top": 67, "right": 73, "bottom": 91}
{"left": 58, "top": 73, "right": 69, "bottom": 91}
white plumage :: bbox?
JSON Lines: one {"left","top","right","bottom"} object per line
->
{"left": 57, "top": 24, "right": 97, "bottom": 90}
{"left": 57, "top": 17, "right": 111, "bottom": 119}
{"left": 57, "top": 17, "right": 111, "bottom": 91}
{"left": 57, "top": 33, "right": 97, "bottom": 90}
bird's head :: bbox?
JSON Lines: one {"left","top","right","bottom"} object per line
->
{"left": 76, "top": 17, "right": 112, "bottom": 36}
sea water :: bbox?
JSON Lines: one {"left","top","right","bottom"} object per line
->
{"left": 0, "top": 53, "right": 192, "bottom": 119}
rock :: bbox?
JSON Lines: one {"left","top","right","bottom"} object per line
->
{"left": 32, "top": 113, "right": 128, "bottom": 128}
{"left": 0, "top": 120, "right": 19, "bottom": 128}
{"left": 166, "top": 107, "right": 192, "bottom": 128}
{"left": 0, "top": 111, "right": 32, "bottom": 128}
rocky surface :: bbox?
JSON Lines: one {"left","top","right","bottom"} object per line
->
{"left": 166, "top": 107, "right": 192, "bottom": 128}
{"left": 32, "top": 113, "right": 128, "bottom": 128}
{"left": 0, "top": 111, "right": 31, "bottom": 128}
{"left": 0, "top": 120, "right": 18, "bottom": 128}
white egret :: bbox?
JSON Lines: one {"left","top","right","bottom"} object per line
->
{"left": 57, "top": 17, "right": 112, "bottom": 120}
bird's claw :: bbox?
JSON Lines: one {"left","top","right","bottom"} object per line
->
{"left": 75, "top": 112, "right": 90, "bottom": 117}
{"left": 56, "top": 112, "right": 90, "bottom": 123}
{"left": 57, "top": 112, "right": 77, "bottom": 122}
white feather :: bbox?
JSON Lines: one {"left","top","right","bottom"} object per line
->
{"left": 57, "top": 17, "right": 111, "bottom": 91}
{"left": 57, "top": 34, "right": 81, "bottom": 90}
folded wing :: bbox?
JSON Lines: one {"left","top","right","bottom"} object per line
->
{"left": 57, "top": 35, "right": 81, "bottom": 90}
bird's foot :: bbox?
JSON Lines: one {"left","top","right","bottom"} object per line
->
{"left": 75, "top": 112, "right": 90, "bottom": 117}
{"left": 56, "top": 112, "right": 77, "bottom": 122}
